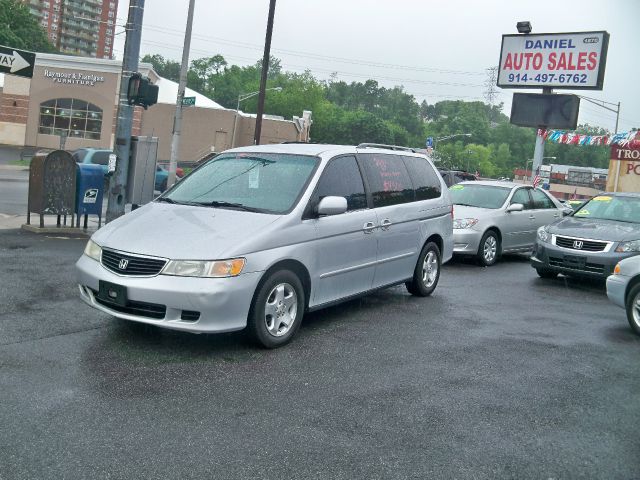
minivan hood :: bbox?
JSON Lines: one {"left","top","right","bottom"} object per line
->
{"left": 547, "top": 216, "right": 640, "bottom": 242}
{"left": 92, "top": 202, "right": 282, "bottom": 259}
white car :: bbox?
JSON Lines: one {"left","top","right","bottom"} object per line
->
{"left": 607, "top": 255, "right": 640, "bottom": 335}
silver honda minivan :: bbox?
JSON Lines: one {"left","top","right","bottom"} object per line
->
{"left": 76, "top": 143, "right": 453, "bottom": 347}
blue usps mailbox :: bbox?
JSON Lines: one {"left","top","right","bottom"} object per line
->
{"left": 76, "top": 163, "right": 104, "bottom": 228}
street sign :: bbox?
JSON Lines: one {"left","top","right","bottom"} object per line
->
{"left": 0, "top": 45, "right": 36, "bottom": 78}
{"left": 182, "top": 96, "right": 196, "bottom": 106}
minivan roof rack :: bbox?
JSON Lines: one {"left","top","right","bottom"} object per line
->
{"left": 356, "top": 143, "right": 416, "bottom": 153}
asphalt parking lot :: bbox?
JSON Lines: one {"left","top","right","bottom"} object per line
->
{"left": 1, "top": 228, "right": 639, "bottom": 479}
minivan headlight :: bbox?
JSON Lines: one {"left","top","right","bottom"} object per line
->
{"left": 162, "top": 258, "right": 246, "bottom": 278}
{"left": 84, "top": 239, "right": 102, "bottom": 261}
{"left": 537, "top": 226, "right": 550, "bottom": 243}
{"left": 453, "top": 218, "right": 478, "bottom": 229}
{"left": 615, "top": 240, "right": 640, "bottom": 253}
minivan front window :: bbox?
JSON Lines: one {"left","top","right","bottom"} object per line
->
{"left": 449, "top": 184, "right": 511, "bottom": 209}
{"left": 163, "top": 153, "right": 318, "bottom": 214}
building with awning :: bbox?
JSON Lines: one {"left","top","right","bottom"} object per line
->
{"left": 0, "top": 52, "right": 310, "bottom": 162}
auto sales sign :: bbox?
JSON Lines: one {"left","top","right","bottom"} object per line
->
{"left": 497, "top": 31, "right": 609, "bottom": 90}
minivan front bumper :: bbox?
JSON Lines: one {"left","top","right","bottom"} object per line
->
{"left": 76, "top": 254, "right": 263, "bottom": 333}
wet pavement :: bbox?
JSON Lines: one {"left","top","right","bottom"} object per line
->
{"left": 1, "top": 228, "right": 638, "bottom": 479}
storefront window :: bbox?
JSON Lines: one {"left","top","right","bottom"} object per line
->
{"left": 38, "top": 98, "right": 102, "bottom": 140}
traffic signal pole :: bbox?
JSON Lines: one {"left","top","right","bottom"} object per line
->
{"left": 168, "top": 0, "right": 196, "bottom": 189}
{"left": 106, "top": 0, "right": 145, "bottom": 223}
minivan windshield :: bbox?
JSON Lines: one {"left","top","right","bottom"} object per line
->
{"left": 448, "top": 184, "right": 511, "bottom": 209}
{"left": 163, "top": 153, "right": 318, "bottom": 214}
{"left": 574, "top": 195, "right": 640, "bottom": 223}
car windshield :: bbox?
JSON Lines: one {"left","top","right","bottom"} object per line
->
{"left": 574, "top": 195, "right": 640, "bottom": 223}
{"left": 163, "top": 153, "right": 318, "bottom": 214}
{"left": 448, "top": 184, "right": 511, "bottom": 209}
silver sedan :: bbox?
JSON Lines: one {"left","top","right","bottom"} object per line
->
{"left": 607, "top": 255, "right": 640, "bottom": 335}
{"left": 450, "top": 181, "right": 569, "bottom": 266}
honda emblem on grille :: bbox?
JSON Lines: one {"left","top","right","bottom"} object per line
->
{"left": 118, "top": 259, "right": 129, "bottom": 270}
{"left": 573, "top": 240, "right": 584, "bottom": 250}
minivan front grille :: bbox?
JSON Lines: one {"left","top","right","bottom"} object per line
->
{"left": 554, "top": 236, "right": 608, "bottom": 252}
{"left": 101, "top": 248, "right": 167, "bottom": 276}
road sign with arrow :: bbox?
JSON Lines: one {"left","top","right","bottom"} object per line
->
{"left": 0, "top": 45, "right": 36, "bottom": 79}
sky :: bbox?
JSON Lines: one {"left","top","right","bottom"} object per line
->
{"left": 114, "top": 0, "right": 640, "bottom": 133}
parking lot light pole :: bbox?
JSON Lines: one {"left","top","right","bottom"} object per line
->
{"left": 231, "top": 87, "right": 282, "bottom": 148}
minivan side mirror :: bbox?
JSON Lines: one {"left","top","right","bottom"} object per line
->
{"left": 506, "top": 203, "right": 524, "bottom": 212}
{"left": 317, "top": 196, "right": 348, "bottom": 216}
{"left": 562, "top": 207, "right": 574, "bottom": 216}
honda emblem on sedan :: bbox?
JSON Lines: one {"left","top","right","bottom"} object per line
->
{"left": 118, "top": 259, "right": 129, "bottom": 270}
{"left": 573, "top": 240, "right": 584, "bottom": 250}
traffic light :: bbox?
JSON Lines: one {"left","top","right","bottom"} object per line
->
{"left": 127, "top": 73, "right": 158, "bottom": 109}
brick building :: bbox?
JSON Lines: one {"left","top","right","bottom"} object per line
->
{"left": 21, "top": 0, "right": 118, "bottom": 59}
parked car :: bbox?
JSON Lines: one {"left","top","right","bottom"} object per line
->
{"left": 449, "top": 181, "right": 569, "bottom": 266}
{"left": 532, "top": 193, "right": 640, "bottom": 279}
{"left": 606, "top": 255, "right": 640, "bottom": 335}
{"left": 76, "top": 143, "right": 454, "bottom": 348}
{"left": 71, "top": 148, "right": 183, "bottom": 191}
{"left": 438, "top": 169, "right": 476, "bottom": 187}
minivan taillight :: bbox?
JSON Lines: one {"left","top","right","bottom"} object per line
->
{"left": 450, "top": 204, "right": 454, "bottom": 218}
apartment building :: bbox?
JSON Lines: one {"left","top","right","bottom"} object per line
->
{"left": 21, "top": 0, "right": 118, "bottom": 59}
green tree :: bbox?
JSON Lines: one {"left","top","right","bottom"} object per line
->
{"left": 0, "top": 0, "right": 55, "bottom": 52}
{"left": 141, "top": 54, "right": 180, "bottom": 82}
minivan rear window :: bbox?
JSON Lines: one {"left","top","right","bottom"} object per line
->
{"left": 403, "top": 156, "right": 441, "bottom": 200}
{"left": 164, "top": 153, "right": 318, "bottom": 214}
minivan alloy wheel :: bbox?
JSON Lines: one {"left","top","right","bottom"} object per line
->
{"left": 630, "top": 287, "right": 640, "bottom": 333}
{"left": 264, "top": 282, "right": 298, "bottom": 337}
{"left": 423, "top": 251, "right": 439, "bottom": 288}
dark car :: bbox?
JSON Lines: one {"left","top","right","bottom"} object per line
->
{"left": 531, "top": 192, "right": 640, "bottom": 279}
{"left": 438, "top": 169, "right": 477, "bottom": 187}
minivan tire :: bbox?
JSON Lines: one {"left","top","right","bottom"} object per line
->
{"left": 406, "top": 242, "right": 441, "bottom": 297}
{"left": 626, "top": 283, "right": 640, "bottom": 336}
{"left": 477, "top": 230, "right": 500, "bottom": 266}
{"left": 248, "top": 270, "right": 305, "bottom": 348}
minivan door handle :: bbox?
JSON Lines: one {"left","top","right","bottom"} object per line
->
{"left": 380, "top": 218, "right": 392, "bottom": 230}
{"left": 363, "top": 222, "right": 377, "bottom": 234}
{"left": 529, "top": 215, "right": 536, "bottom": 220}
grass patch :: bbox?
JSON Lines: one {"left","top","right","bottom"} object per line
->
{"left": 9, "top": 159, "right": 31, "bottom": 167}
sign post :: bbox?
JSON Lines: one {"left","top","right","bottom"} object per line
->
{"left": 0, "top": 45, "right": 36, "bottom": 78}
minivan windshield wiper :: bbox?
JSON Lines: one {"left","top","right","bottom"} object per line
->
{"left": 156, "top": 197, "right": 200, "bottom": 206}
{"left": 201, "top": 200, "right": 265, "bottom": 213}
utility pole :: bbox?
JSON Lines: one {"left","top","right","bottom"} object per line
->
{"left": 168, "top": 0, "right": 196, "bottom": 188}
{"left": 531, "top": 86, "right": 552, "bottom": 183}
{"left": 106, "top": 0, "right": 145, "bottom": 223}
{"left": 254, "top": 0, "right": 277, "bottom": 145}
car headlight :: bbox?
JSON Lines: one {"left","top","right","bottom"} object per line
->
{"left": 162, "top": 258, "right": 246, "bottom": 278}
{"left": 453, "top": 218, "right": 479, "bottom": 229}
{"left": 84, "top": 239, "right": 102, "bottom": 262}
{"left": 615, "top": 240, "right": 640, "bottom": 253}
{"left": 537, "top": 226, "right": 550, "bottom": 243}
{"left": 613, "top": 263, "right": 621, "bottom": 275}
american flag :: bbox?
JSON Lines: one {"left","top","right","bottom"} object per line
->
{"left": 532, "top": 166, "right": 542, "bottom": 188}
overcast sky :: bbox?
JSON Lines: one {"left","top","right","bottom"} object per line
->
{"left": 115, "top": 0, "right": 639, "bottom": 133}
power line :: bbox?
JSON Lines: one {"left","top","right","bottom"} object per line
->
{"left": 141, "top": 23, "right": 487, "bottom": 76}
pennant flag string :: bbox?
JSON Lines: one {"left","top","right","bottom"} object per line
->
{"left": 537, "top": 129, "right": 640, "bottom": 147}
